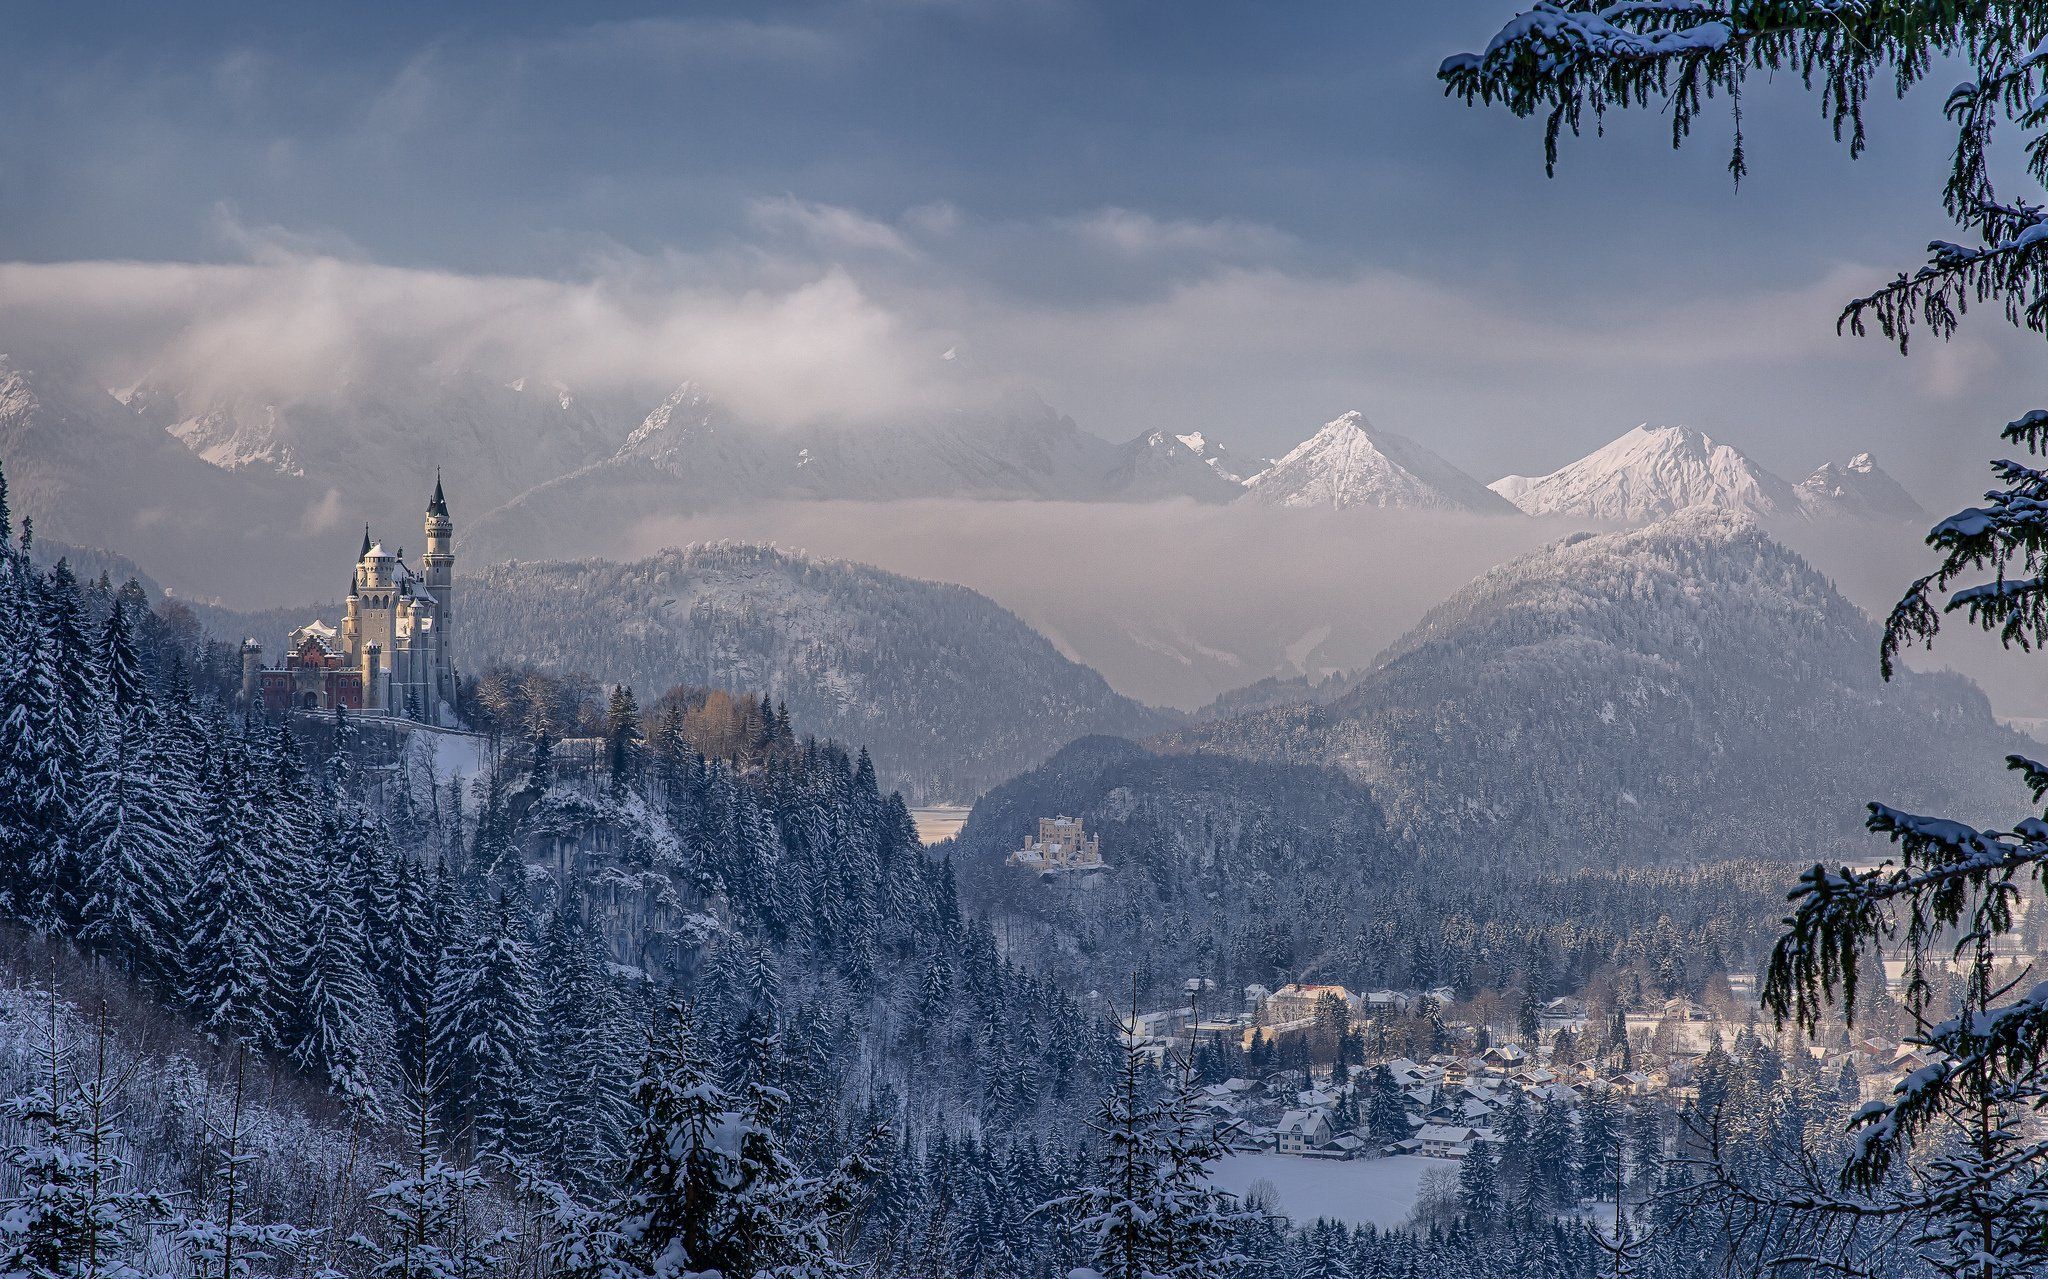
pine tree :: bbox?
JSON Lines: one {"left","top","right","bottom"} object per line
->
{"left": 383, "top": 851, "right": 439, "bottom": 1056}
{"left": 535, "top": 904, "right": 631, "bottom": 1187}
{"left": 353, "top": 1078, "right": 510, "bottom": 1279}
{"left": 1361, "top": 1064, "right": 1409, "bottom": 1150}
{"left": 610, "top": 1004, "right": 862, "bottom": 1279}
{"left": 1574, "top": 1090, "right": 1620, "bottom": 1205}
{"left": 605, "top": 685, "right": 641, "bottom": 794}
{"left": 1050, "top": 1012, "right": 1261, "bottom": 1279}
{"left": 1458, "top": 1140, "right": 1501, "bottom": 1231}
{"left": 1529, "top": 1098, "right": 1575, "bottom": 1212}
{"left": 0, "top": 997, "right": 169, "bottom": 1278}
{"left": 76, "top": 700, "right": 192, "bottom": 975}
{"left": 0, "top": 595, "right": 71, "bottom": 925}
{"left": 290, "top": 807, "right": 394, "bottom": 1119}
{"left": 96, "top": 599, "right": 147, "bottom": 729}
{"left": 182, "top": 730, "right": 284, "bottom": 1049}
{"left": 435, "top": 893, "right": 538, "bottom": 1158}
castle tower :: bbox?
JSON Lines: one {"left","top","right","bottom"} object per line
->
{"left": 239, "top": 639, "right": 263, "bottom": 711}
{"left": 362, "top": 641, "right": 382, "bottom": 712}
{"left": 423, "top": 475, "right": 455, "bottom": 714}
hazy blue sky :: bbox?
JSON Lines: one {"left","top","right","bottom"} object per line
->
{"left": 2, "top": 0, "right": 2035, "bottom": 502}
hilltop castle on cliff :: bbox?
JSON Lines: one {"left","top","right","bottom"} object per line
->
{"left": 242, "top": 478, "right": 459, "bottom": 724}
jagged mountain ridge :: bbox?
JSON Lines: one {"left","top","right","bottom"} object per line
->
{"left": 1240, "top": 411, "right": 1518, "bottom": 513}
{"left": 1796, "top": 451, "right": 1926, "bottom": 518}
{"left": 1099, "top": 429, "right": 1245, "bottom": 501}
{"left": 126, "top": 370, "right": 629, "bottom": 510}
{"left": 465, "top": 386, "right": 1140, "bottom": 560}
{"left": 1492, "top": 423, "right": 1923, "bottom": 522}
{"left": 1160, "top": 510, "right": 2025, "bottom": 864}
{"left": 1490, "top": 424, "right": 1795, "bottom": 520}
{"left": 0, "top": 354, "right": 337, "bottom": 600}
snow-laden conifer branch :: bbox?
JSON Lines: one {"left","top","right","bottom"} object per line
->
{"left": 1881, "top": 410, "right": 2048, "bottom": 671}
{"left": 1445, "top": 3, "right": 2048, "bottom": 344}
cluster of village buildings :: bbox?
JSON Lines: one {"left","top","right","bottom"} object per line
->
{"left": 1126, "top": 980, "right": 1940, "bottom": 1162}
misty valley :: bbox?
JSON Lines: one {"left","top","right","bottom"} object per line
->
{"left": 9, "top": 4, "right": 2048, "bottom": 1279}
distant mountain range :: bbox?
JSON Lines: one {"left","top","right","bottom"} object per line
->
{"left": 0, "top": 347, "right": 1932, "bottom": 637}
{"left": 1490, "top": 424, "right": 1922, "bottom": 522}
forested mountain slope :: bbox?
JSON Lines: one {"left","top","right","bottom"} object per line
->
{"left": 952, "top": 736, "right": 1793, "bottom": 1013}
{"left": 0, "top": 479, "right": 1124, "bottom": 1275}
{"left": 455, "top": 544, "right": 1174, "bottom": 801}
{"left": 1161, "top": 510, "right": 2025, "bottom": 864}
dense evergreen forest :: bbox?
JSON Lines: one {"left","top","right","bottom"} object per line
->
{"left": 954, "top": 736, "right": 1795, "bottom": 1020}
{"left": 0, "top": 465, "right": 1922, "bottom": 1277}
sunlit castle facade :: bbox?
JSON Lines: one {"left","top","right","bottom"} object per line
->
{"left": 1007, "top": 816, "right": 1105, "bottom": 873}
{"left": 243, "top": 479, "right": 459, "bottom": 724}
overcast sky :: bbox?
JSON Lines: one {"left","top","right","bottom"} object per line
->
{"left": 3, "top": 0, "right": 2038, "bottom": 506}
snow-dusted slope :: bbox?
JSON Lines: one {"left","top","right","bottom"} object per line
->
{"left": 1238, "top": 411, "right": 1517, "bottom": 513}
{"left": 467, "top": 387, "right": 1128, "bottom": 560}
{"left": 127, "top": 370, "right": 630, "bottom": 513}
{"left": 0, "top": 354, "right": 330, "bottom": 598}
{"left": 1796, "top": 452, "right": 1925, "bottom": 519}
{"left": 1099, "top": 429, "right": 1244, "bottom": 501}
{"left": 1174, "top": 432, "right": 1243, "bottom": 481}
{"left": 451, "top": 543, "right": 1176, "bottom": 800}
{"left": 1164, "top": 510, "right": 2024, "bottom": 863}
{"left": 1489, "top": 424, "right": 1797, "bottom": 520}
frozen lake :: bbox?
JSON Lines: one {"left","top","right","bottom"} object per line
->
{"left": 910, "top": 805, "right": 971, "bottom": 844}
{"left": 1210, "top": 1153, "right": 1438, "bottom": 1229}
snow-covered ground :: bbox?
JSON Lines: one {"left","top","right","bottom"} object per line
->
{"left": 408, "top": 725, "right": 492, "bottom": 784}
{"left": 1210, "top": 1153, "right": 1437, "bottom": 1229}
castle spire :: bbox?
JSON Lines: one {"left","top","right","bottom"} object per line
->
{"left": 427, "top": 472, "right": 449, "bottom": 519}
{"left": 360, "top": 524, "right": 372, "bottom": 559}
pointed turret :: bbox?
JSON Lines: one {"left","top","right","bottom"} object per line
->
{"left": 359, "top": 524, "right": 372, "bottom": 560}
{"left": 421, "top": 475, "right": 455, "bottom": 722}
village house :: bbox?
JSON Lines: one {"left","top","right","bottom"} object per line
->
{"left": 1274, "top": 1108, "right": 1334, "bottom": 1154}
{"left": 1263, "top": 982, "right": 1357, "bottom": 1027}
{"left": 1414, "top": 1124, "right": 1491, "bottom": 1159}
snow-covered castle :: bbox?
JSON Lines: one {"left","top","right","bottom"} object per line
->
{"left": 243, "top": 479, "right": 459, "bottom": 724}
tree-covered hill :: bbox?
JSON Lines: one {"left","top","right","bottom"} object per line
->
{"left": 455, "top": 544, "right": 1171, "bottom": 802}
{"left": 952, "top": 736, "right": 1792, "bottom": 1016}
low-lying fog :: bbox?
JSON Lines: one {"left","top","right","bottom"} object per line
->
{"left": 617, "top": 499, "right": 2048, "bottom": 721}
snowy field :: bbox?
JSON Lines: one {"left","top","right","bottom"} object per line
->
{"left": 1210, "top": 1153, "right": 1437, "bottom": 1229}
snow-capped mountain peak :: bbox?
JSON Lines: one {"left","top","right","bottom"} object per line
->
{"left": 1239, "top": 410, "right": 1517, "bottom": 513}
{"left": 1099, "top": 428, "right": 1243, "bottom": 501}
{"left": 619, "top": 381, "right": 727, "bottom": 457}
{"left": 1796, "top": 451, "right": 1925, "bottom": 519}
{"left": 1489, "top": 423, "right": 1796, "bottom": 521}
